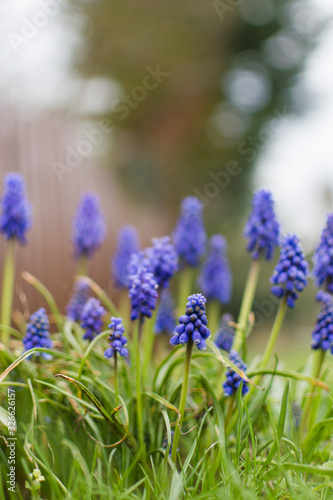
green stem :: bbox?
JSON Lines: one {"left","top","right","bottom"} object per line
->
{"left": 246, "top": 298, "right": 287, "bottom": 403}
{"left": 224, "top": 394, "right": 236, "bottom": 431}
{"left": 114, "top": 351, "right": 118, "bottom": 405}
{"left": 136, "top": 317, "right": 144, "bottom": 451}
{"left": 77, "top": 256, "right": 89, "bottom": 276}
{"left": 208, "top": 300, "right": 221, "bottom": 338}
{"left": 300, "top": 349, "right": 326, "bottom": 438}
{"left": 142, "top": 307, "right": 157, "bottom": 384}
{"left": 171, "top": 338, "right": 194, "bottom": 463}
{"left": 260, "top": 299, "right": 287, "bottom": 370}
{"left": 178, "top": 267, "right": 194, "bottom": 312}
{"left": 233, "top": 259, "right": 261, "bottom": 354}
{"left": 1, "top": 239, "right": 16, "bottom": 343}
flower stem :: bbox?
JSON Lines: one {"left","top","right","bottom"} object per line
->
{"left": 233, "top": 259, "right": 261, "bottom": 354}
{"left": 136, "top": 316, "right": 144, "bottom": 451}
{"left": 247, "top": 298, "right": 287, "bottom": 401}
{"left": 113, "top": 350, "right": 118, "bottom": 405}
{"left": 77, "top": 256, "right": 88, "bottom": 276}
{"left": 260, "top": 298, "right": 287, "bottom": 370}
{"left": 178, "top": 267, "right": 193, "bottom": 312}
{"left": 171, "top": 338, "right": 194, "bottom": 463}
{"left": 142, "top": 307, "right": 157, "bottom": 384}
{"left": 1, "top": 239, "right": 16, "bottom": 344}
{"left": 300, "top": 349, "right": 326, "bottom": 438}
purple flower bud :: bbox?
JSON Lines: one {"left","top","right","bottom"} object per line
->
{"left": 198, "top": 235, "right": 232, "bottom": 303}
{"left": 222, "top": 350, "right": 249, "bottom": 397}
{"left": 112, "top": 225, "right": 140, "bottom": 289}
{"left": 72, "top": 192, "right": 106, "bottom": 258}
{"left": 270, "top": 234, "right": 309, "bottom": 308}
{"left": 23, "top": 308, "right": 53, "bottom": 360}
{"left": 173, "top": 197, "right": 207, "bottom": 266}
{"left": 80, "top": 298, "right": 106, "bottom": 341}
{"left": 244, "top": 190, "right": 280, "bottom": 260}
{"left": 170, "top": 293, "right": 210, "bottom": 351}
{"left": 105, "top": 317, "right": 128, "bottom": 358}
{"left": 0, "top": 173, "right": 32, "bottom": 244}
{"left": 128, "top": 267, "right": 158, "bottom": 321}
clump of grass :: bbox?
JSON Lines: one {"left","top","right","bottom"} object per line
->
{"left": 1, "top": 183, "right": 333, "bottom": 499}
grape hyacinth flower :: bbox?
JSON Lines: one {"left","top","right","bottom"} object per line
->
{"left": 313, "top": 214, "right": 333, "bottom": 293}
{"left": 311, "top": 292, "right": 333, "bottom": 352}
{"left": 66, "top": 281, "right": 91, "bottom": 322}
{"left": 170, "top": 293, "right": 211, "bottom": 351}
{"left": 112, "top": 225, "right": 140, "bottom": 288}
{"left": 155, "top": 289, "right": 176, "bottom": 335}
{"left": 215, "top": 314, "right": 235, "bottom": 352}
{"left": 128, "top": 267, "right": 159, "bottom": 321}
{"left": 104, "top": 317, "right": 128, "bottom": 358}
{"left": 270, "top": 234, "right": 309, "bottom": 308}
{"left": 80, "top": 298, "right": 106, "bottom": 341}
{"left": 173, "top": 197, "right": 207, "bottom": 266}
{"left": 244, "top": 189, "right": 280, "bottom": 260}
{"left": 72, "top": 192, "right": 106, "bottom": 258}
{"left": 0, "top": 173, "right": 32, "bottom": 244}
{"left": 23, "top": 308, "right": 53, "bottom": 360}
{"left": 223, "top": 350, "right": 249, "bottom": 397}
{"left": 198, "top": 235, "right": 232, "bottom": 303}
{"left": 147, "top": 236, "right": 178, "bottom": 288}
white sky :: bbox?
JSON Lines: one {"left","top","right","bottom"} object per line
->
{"left": 1, "top": 0, "right": 333, "bottom": 250}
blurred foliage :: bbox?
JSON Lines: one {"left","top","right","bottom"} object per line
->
{"left": 70, "top": 0, "right": 318, "bottom": 226}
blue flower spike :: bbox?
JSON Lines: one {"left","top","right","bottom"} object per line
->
{"left": 72, "top": 192, "right": 106, "bottom": 258}
{"left": 23, "top": 308, "right": 53, "bottom": 360}
{"left": 67, "top": 281, "right": 91, "bottom": 322}
{"left": 170, "top": 293, "right": 211, "bottom": 351}
{"left": 198, "top": 234, "right": 232, "bottom": 304}
{"left": 244, "top": 189, "right": 280, "bottom": 260}
{"left": 0, "top": 172, "right": 32, "bottom": 244}
{"left": 173, "top": 196, "right": 207, "bottom": 266}
{"left": 147, "top": 236, "right": 178, "bottom": 288}
{"left": 80, "top": 298, "right": 106, "bottom": 341}
{"left": 155, "top": 289, "right": 176, "bottom": 335}
{"left": 223, "top": 350, "right": 249, "bottom": 397}
{"left": 270, "top": 234, "right": 309, "bottom": 308}
{"left": 104, "top": 317, "right": 128, "bottom": 359}
{"left": 311, "top": 292, "right": 333, "bottom": 352}
{"left": 112, "top": 225, "right": 140, "bottom": 289}
{"left": 215, "top": 313, "right": 235, "bottom": 352}
{"left": 128, "top": 267, "right": 159, "bottom": 321}
{"left": 313, "top": 214, "right": 333, "bottom": 293}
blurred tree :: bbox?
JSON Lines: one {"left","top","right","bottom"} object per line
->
{"left": 69, "top": 0, "right": 317, "bottom": 225}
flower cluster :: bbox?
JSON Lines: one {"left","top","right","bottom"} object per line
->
{"left": 223, "top": 350, "right": 249, "bottom": 397}
{"left": 170, "top": 293, "right": 211, "bottom": 351}
{"left": 104, "top": 317, "right": 128, "bottom": 358}
{"left": 0, "top": 172, "right": 32, "bottom": 244}
{"left": 66, "top": 281, "right": 91, "bottom": 321}
{"left": 198, "top": 234, "right": 232, "bottom": 303}
{"left": 72, "top": 192, "right": 106, "bottom": 258}
{"left": 80, "top": 298, "right": 106, "bottom": 341}
{"left": 311, "top": 292, "right": 333, "bottom": 351}
{"left": 112, "top": 225, "right": 140, "bottom": 288}
{"left": 215, "top": 314, "right": 235, "bottom": 352}
{"left": 155, "top": 289, "right": 176, "bottom": 335}
{"left": 23, "top": 308, "right": 53, "bottom": 360}
{"left": 244, "top": 189, "right": 280, "bottom": 260}
{"left": 146, "top": 236, "right": 178, "bottom": 288}
{"left": 270, "top": 234, "right": 309, "bottom": 308}
{"left": 313, "top": 214, "right": 333, "bottom": 293}
{"left": 128, "top": 267, "right": 159, "bottom": 320}
{"left": 173, "top": 197, "right": 207, "bottom": 266}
